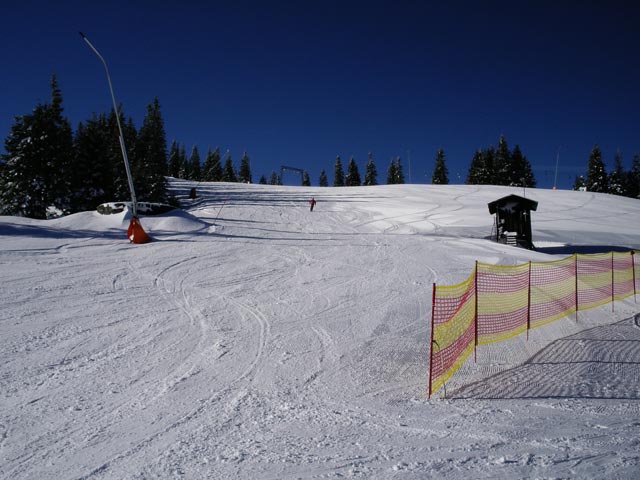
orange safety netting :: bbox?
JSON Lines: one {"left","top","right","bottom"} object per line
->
{"left": 429, "top": 271, "right": 476, "bottom": 396}
{"left": 429, "top": 251, "right": 637, "bottom": 397}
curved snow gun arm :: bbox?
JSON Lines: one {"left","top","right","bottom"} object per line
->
{"left": 80, "top": 32, "right": 150, "bottom": 244}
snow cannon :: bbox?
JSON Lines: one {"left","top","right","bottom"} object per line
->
{"left": 127, "top": 217, "right": 152, "bottom": 244}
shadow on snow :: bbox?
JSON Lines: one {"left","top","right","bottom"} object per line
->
{"left": 450, "top": 314, "right": 640, "bottom": 400}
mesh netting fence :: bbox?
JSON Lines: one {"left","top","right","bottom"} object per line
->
{"left": 429, "top": 251, "right": 638, "bottom": 397}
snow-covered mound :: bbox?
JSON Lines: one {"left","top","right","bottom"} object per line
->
{"left": 1, "top": 180, "right": 639, "bottom": 479}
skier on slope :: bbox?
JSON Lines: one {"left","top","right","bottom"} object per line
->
{"left": 309, "top": 197, "right": 317, "bottom": 212}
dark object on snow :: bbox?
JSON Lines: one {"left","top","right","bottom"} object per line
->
{"left": 488, "top": 194, "right": 538, "bottom": 249}
{"left": 97, "top": 202, "right": 175, "bottom": 216}
{"left": 309, "top": 197, "right": 317, "bottom": 212}
{"left": 189, "top": 187, "right": 197, "bottom": 199}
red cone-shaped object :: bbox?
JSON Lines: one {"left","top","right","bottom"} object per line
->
{"left": 127, "top": 217, "right": 152, "bottom": 244}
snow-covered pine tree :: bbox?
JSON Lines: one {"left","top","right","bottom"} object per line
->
{"left": 222, "top": 153, "right": 237, "bottom": 182}
{"left": 136, "top": 97, "right": 168, "bottom": 202}
{"left": 178, "top": 143, "right": 190, "bottom": 180}
{"left": 258, "top": 174, "right": 267, "bottom": 185}
{"left": 511, "top": 145, "right": 536, "bottom": 188}
{"left": 189, "top": 145, "right": 202, "bottom": 181}
{"left": 465, "top": 149, "right": 483, "bottom": 184}
{"left": 395, "top": 156, "right": 405, "bottom": 184}
{"left": 318, "top": 169, "right": 328, "bottom": 187}
{"left": 364, "top": 152, "right": 378, "bottom": 186}
{"left": 0, "top": 112, "right": 37, "bottom": 216}
{"left": 494, "top": 135, "right": 511, "bottom": 185}
{"left": 386, "top": 158, "right": 397, "bottom": 184}
{"left": 107, "top": 108, "right": 137, "bottom": 201}
{"left": 608, "top": 150, "right": 625, "bottom": 196}
{"left": 72, "top": 113, "right": 113, "bottom": 211}
{"left": 345, "top": 156, "right": 361, "bottom": 186}
{"left": 238, "top": 151, "right": 251, "bottom": 183}
{"left": 202, "top": 147, "right": 222, "bottom": 181}
{"left": 585, "top": 144, "right": 608, "bottom": 193}
{"left": 432, "top": 148, "right": 449, "bottom": 184}
{"left": 167, "top": 140, "right": 181, "bottom": 178}
{"left": 0, "top": 74, "right": 73, "bottom": 218}
{"left": 625, "top": 153, "right": 640, "bottom": 199}
{"left": 268, "top": 170, "right": 278, "bottom": 185}
{"left": 333, "top": 155, "right": 344, "bottom": 186}
{"left": 302, "top": 170, "right": 311, "bottom": 186}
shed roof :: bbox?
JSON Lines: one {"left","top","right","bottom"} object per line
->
{"left": 487, "top": 194, "right": 538, "bottom": 215}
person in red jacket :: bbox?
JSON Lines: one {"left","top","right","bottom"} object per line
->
{"left": 309, "top": 197, "right": 317, "bottom": 212}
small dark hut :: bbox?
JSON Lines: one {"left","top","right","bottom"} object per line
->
{"left": 488, "top": 194, "right": 538, "bottom": 249}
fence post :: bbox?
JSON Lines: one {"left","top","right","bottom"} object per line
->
{"left": 611, "top": 251, "right": 615, "bottom": 312}
{"left": 632, "top": 251, "right": 637, "bottom": 302}
{"left": 428, "top": 283, "right": 436, "bottom": 399}
{"left": 474, "top": 261, "right": 479, "bottom": 363}
{"left": 574, "top": 254, "right": 579, "bottom": 320}
{"left": 527, "top": 261, "right": 532, "bottom": 340}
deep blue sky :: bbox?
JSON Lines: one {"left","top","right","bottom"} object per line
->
{"left": 2, "top": 1, "right": 639, "bottom": 188}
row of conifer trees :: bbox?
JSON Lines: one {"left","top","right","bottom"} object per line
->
{"left": 0, "top": 76, "right": 169, "bottom": 219}
{"left": 2, "top": 77, "right": 639, "bottom": 219}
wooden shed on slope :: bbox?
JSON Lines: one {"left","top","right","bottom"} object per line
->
{"left": 488, "top": 194, "right": 538, "bottom": 249}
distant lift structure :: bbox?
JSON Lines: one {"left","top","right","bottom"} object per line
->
{"left": 280, "top": 165, "right": 304, "bottom": 186}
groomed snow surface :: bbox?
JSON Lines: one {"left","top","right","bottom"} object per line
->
{"left": 1, "top": 180, "right": 640, "bottom": 479}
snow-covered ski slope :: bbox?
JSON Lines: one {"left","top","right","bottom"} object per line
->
{"left": 1, "top": 180, "right": 640, "bottom": 479}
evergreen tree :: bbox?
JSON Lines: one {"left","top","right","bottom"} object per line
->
{"left": 573, "top": 175, "right": 586, "bottom": 191}
{"left": 178, "top": 143, "right": 190, "bottom": 180}
{"left": 0, "top": 74, "right": 73, "bottom": 218}
{"left": 465, "top": 150, "right": 484, "bottom": 185}
{"left": 0, "top": 112, "right": 42, "bottom": 216}
{"left": 318, "top": 169, "right": 328, "bottom": 187}
{"left": 386, "top": 158, "right": 398, "bottom": 184}
{"left": 395, "top": 156, "right": 405, "bottom": 184}
{"left": 106, "top": 107, "right": 137, "bottom": 201}
{"left": 585, "top": 144, "right": 608, "bottom": 193}
{"left": 202, "top": 147, "right": 223, "bottom": 181}
{"left": 511, "top": 145, "right": 536, "bottom": 187}
{"left": 364, "top": 152, "right": 378, "bottom": 186}
{"left": 608, "top": 150, "right": 625, "bottom": 196}
{"left": 46, "top": 75, "right": 75, "bottom": 213}
{"left": 302, "top": 170, "right": 311, "bottom": 186}
{"left": 167, "top": 140, "right": 181, "bottom": 178}
{"left": 136, "top": 97, "right": 168, "bottom": 202}
{"left": 481, "top": 146, "right": 496, "bottom": 184}
{"left": 258, "top": 174, "right": 267, "bottom": 185}
{"left": 268, "top": 170, "right": 279, "bottom": 185}
{"left": 494, "top": 135, "right": 511, "bottom": 185}
{"left": 238, "top": 151, "right": 252, "bottom": 183}
{"left": 625, "top": 153, "right": 640, "bottom": 199}
{"left": 189, "top": 145, "right": 202, "bottom": 181}
{"left": 222, "top": 153, "right": 237, "bottom": 182}
{"left": 72, "top": 113, "right": 112, "bottom": 211}
{"left": 345, "top": 156, "right": 361, "bottom": 186}
{"left": 466, "top": 148, "right": 496, "bottom": 185}
{"left": 333, "top": 155, "right": 344, "bottom": 186}
{"left": 431, "top": 148, "right": 449, "bottom": 184}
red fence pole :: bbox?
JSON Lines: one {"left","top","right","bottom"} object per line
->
{"left": 527, "top": 261, "right": 532, "bottom": 341}
{"left": 474, "top": 261, "right": 479, "bottom": 363}
{"left": 611, "top": 251, "right": 615, "bottom": 312}
{"left": 428, "top": 283, "right": 436, "bottom": 399}
{"left": 633, "top": 251, "right": 637, "bottom": 303}
{"left": 574, "top": 254, "right": 579, "bottom": 320}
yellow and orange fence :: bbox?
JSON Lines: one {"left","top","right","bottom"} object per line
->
{"left": 428, "top": 251, "right": 639, "bottom": 397}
